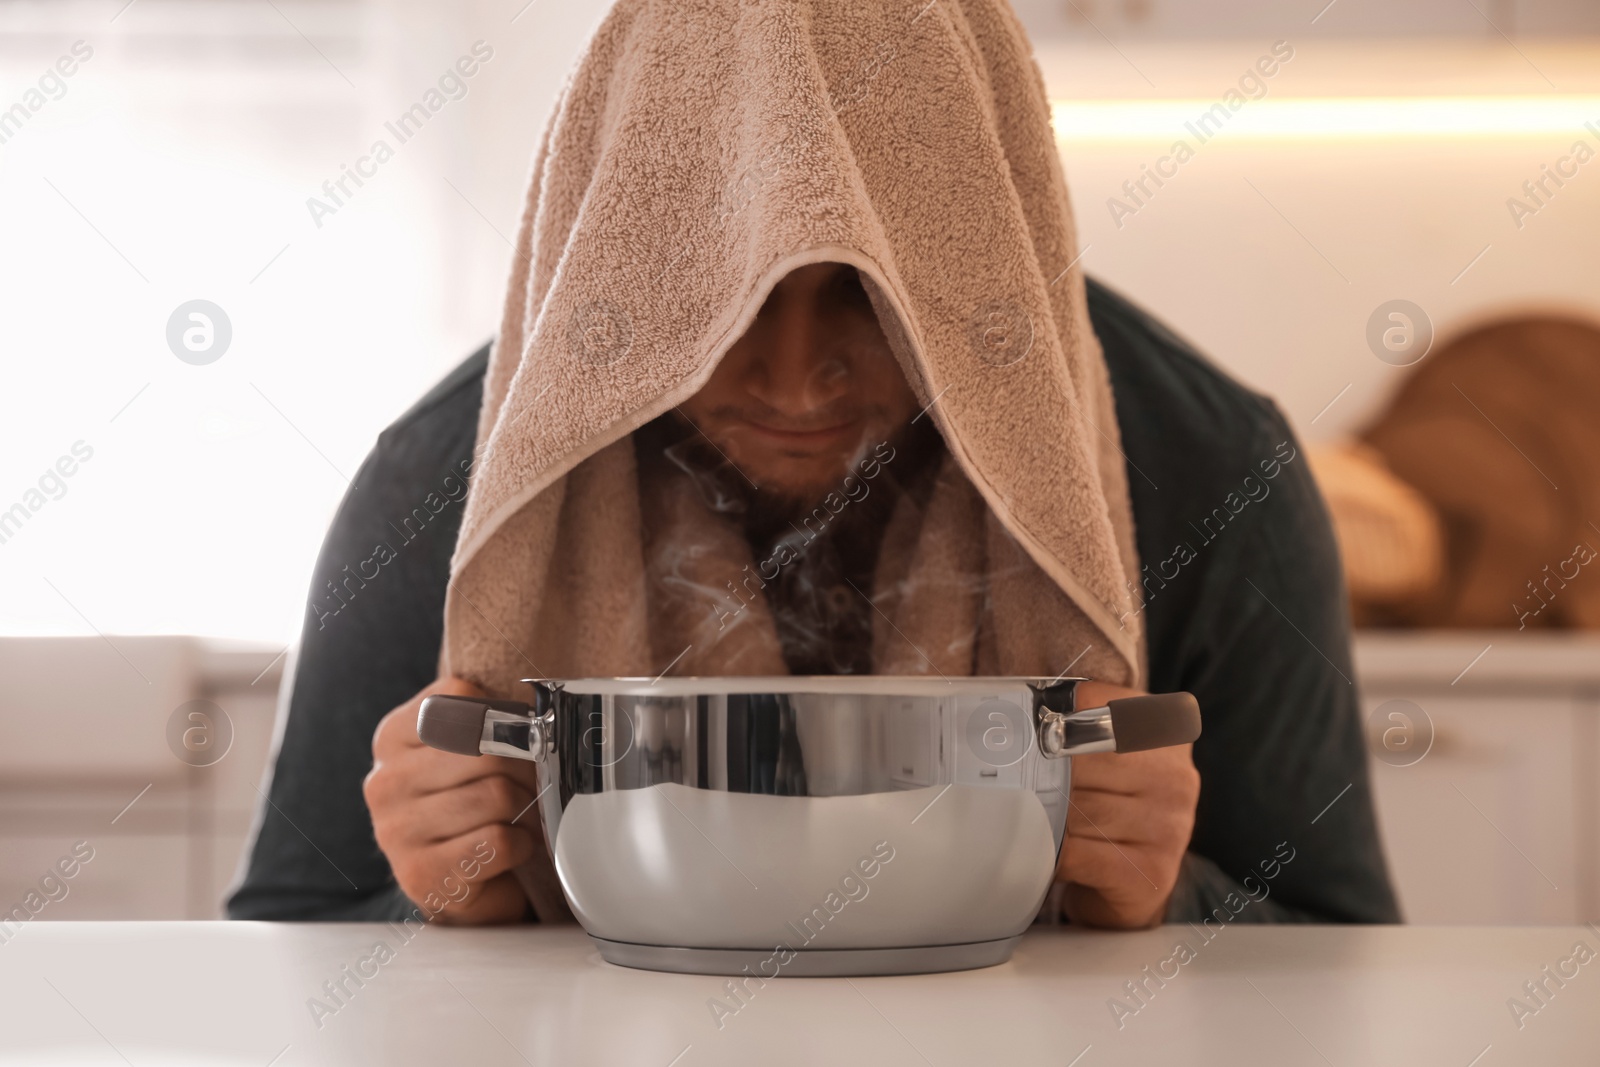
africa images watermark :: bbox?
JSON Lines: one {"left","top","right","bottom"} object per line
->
{"left": 1504, "top": 117, "right": 1600, "bottom": 231}
{"left": 308, "top": 456, "right": 473, "bottom": 630}
{"left": 1106, "top": 840, "right": 1298, "bottom": 1030}
{"left": 305, "top": 839, "right": 497, "bottom": 1029}
{"left": 0, "top": 841, "right": 96, "bottom": 945}
{"left": 1506, "top": 925, "right": 1600, "bottom": 1031}
{"left": 1106, "top": 41, "right": 1296, "bottom": 230}
{"left": 706, "top": 840, "right": 897, "bottom": 1031}
{"left": 1512, "top": 537, "right": 1596, "bottom": 629}
{"left": 0, "top": 440, "right": 95, "bottom": 548}
{"left": 305, "top": 41, "right": 495, "bottom": 229}
{"left": 1113, "top": 439, "right": 1299, "bottom": 632}
{"left": 0, "top": 40, "right": 94, "bottom": 148}
{"left": 712, "top": 441, "right": 897, "bottom": 631}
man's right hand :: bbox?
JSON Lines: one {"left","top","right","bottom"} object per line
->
{"left": 365, "top": 678, "right": 540, "bottom": 924}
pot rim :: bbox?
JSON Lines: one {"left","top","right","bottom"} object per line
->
{"left": 519, "top": 675, "right": 1081, "bottom": 698}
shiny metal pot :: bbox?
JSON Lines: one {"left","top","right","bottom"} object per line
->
{"left": 418, "top": 676, "right": 1199, "bottom": 976}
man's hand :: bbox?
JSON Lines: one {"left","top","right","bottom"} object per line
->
{"left": 1055, "top": 680, "right": 1200, "bottom": 929}
{"left": 364, "top": 678, "right": 541, "bottom": 924}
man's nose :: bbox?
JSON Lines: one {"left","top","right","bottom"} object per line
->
{"left": 746, "top": 298, "right": 850, "bottom": 416}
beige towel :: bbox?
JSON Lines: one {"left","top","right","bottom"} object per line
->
{"left": 439, "top": 0, "right": 1145, "bottom": 919}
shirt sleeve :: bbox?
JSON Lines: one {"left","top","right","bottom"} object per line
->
{"left": 1160, "top": 413, "right": 1401, "bottom": 925}
{"left": 225, "top": 387, "right": 476, "bottom": 921}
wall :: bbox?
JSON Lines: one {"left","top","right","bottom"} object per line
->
{"left": 3, "top": 4, "right": 1596, "bottom": 644}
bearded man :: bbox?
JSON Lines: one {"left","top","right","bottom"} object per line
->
{"left": 229, "top": 0, "right": 1398, "bottom": 932}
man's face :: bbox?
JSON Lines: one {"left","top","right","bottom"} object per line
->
{"left": 676, "top": 262, "right": 920, "bottom": 502}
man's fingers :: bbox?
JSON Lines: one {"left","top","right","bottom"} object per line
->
{"left": 434, "top": 872, "right": 533, "bottom": 925}
{"left": 379, "top": 677, "right": 490, "bottom": 751}
{"left": 365, "top": 677, "right": 549, "bottom": 927}
{"left": 390, "top": 774, "right": 538, "bottom": 846}
{"left": 1066, "top": 754, "right": 1146, "bottom": 796}
{"left": 1050, "top": 684, "right": 1198, "bottom": 931}
{"left": 1073, "top": 680, "right": 1141, "bottom": 709}
{"left": 379, "top": 744, "right": 541, "bottom": 798}
{"left": 1069, "top": 748, "right": 1182, "bottom": 792}
{"left": 1067, "top": 787, "right": 1194, "bottom": 846}
{"left": 425, "top": 823, "right": 537, "bottom": 886}
{"left": 399, "top": 825, "right": 537, "bottom": 924}
{"left": 1058, "top": 834, "right": 1161, "bottom": 892}
{"left": 459, "top": 754, "right": 542, "bottom": 791}
{"left": 1066, "top": 789, "right": 1147, "bottom": 844}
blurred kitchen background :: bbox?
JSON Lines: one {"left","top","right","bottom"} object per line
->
{"left": 2, "top": 0, "right": 1597, "bottom": 925}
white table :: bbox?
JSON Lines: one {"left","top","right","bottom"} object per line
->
{"left": 1, "top": 923, "right": 1595, "bottom": 1065}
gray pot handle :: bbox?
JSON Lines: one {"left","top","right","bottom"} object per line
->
{"left": 417, "top": 694, "right": 551, "bottom": 761}
{"left": 1038, "top": 691, "right": 1201, "bottom": 758}
{"left": 1107, "top": 692, "right": 1202, "bottom": 752}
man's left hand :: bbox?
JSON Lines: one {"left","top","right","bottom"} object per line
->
{"left": 1054, "top": 680, "right": 1200, "bottom": 929}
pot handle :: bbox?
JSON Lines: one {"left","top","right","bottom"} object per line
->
{"left": 417, "top": 695, "right": 553, "bottom": 762}
{"left": 1038, "top": 691, "right": 1201, "bottom": 758}
{"left": 417, "top": 694, "right": 576, "bottom": 925}
{"left": 1105, "top": 692, "right": 1202, "bottom": 752}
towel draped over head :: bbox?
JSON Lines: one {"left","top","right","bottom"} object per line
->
{"left": 439, "top": 0, "right": 1146, "bottom": 914}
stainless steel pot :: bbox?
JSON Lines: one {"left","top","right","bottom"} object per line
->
{"left": 418, "top": 676, "right": 1199, "bottom": 976}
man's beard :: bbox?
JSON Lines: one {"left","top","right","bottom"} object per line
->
{"left": 741, "top": 441, "right": 875, "bottom": 523}
{"left": 649, "top": 406, "right": 940, "bottom": 552}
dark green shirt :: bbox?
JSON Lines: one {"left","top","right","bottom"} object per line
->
{"left": 227, "top": 277, "right": 1400, "bottom": 926}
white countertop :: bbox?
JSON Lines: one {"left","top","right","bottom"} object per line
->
{"left": 2, "top": 923, "right": 1596, "bottom": 1065}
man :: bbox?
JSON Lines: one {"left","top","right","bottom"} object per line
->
{"left": 227, "top": 269, "right": 1398, "bottom": 929}
{"left": 228, "top": 0, "right": 1397, "bottom": 930}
